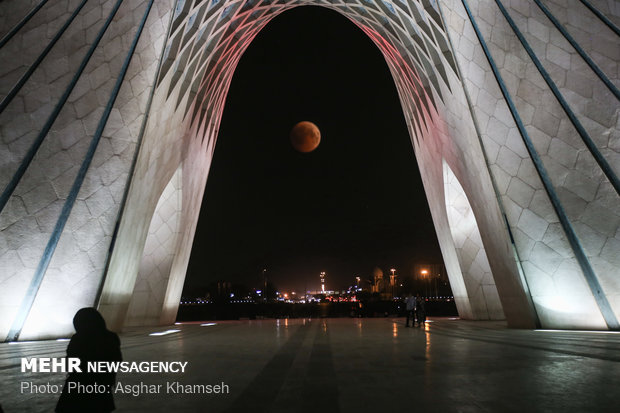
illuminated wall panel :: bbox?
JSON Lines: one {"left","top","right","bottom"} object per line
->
{"left": 125, "top": 166, "right": 182, "bottom": 327}
{"left": 444, "top": 160, "right": 504, "bottom": 320}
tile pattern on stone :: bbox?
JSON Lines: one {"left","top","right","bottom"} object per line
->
{"left": 1, "top": 0, "right": 175, "bottom": 340}
{"left": 444, "top": 160, "right": 505, "bottom": 320}
{"left": 442, "top": 0, "right": 618, "bottom": 328}
{"left": 125, "top": 167, "right": 182, "bottom": 327}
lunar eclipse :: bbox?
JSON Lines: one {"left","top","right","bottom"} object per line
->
{"left": 290, "top": 121, "right": 321, "bottom": 152}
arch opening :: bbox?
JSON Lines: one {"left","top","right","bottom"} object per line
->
{"left": 443, "top": 159, "right": 504, "bottom": 320}
{"left": 125, "top": 166, "right": 183, "bottom": 327}
{"left": 181, "top": 6, "right": 450, "bottom": 307}
{"left": 96, "top": 0, "right": 536, "bottom": 332}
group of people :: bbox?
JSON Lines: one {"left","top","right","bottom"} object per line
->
{"left": 404, "top": 293, "right": 426, "bottom": 327}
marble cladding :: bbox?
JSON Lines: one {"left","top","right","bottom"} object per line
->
{"left": 444, "top": 160, "right": 505, "bottom": 320}
{"left": 125, "top": 166, "right": 181, "bottom": 327}
{"left": 0, "top": 0, "right": 175, "bottom": 340}
{"left": 441, "top": 0, "right": 618, "bottom": 328}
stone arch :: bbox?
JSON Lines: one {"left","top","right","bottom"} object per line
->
{"left": 443, "top": 159, "right": 504, "bottom": 320}
{"left": 98, "top": 1, "right": 535, "bottom": 331}
{"left": 4, "top": 0, "right": 620, "bottom": 340}
{"left": 125, "top": 166, "right": 183, "bottom": 327}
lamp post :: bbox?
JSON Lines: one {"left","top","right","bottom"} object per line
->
{"left": 390, "top": 268, "right": 396, "bottom": 298}
{"left": 421, "top": 269, "right": 428, "bottom": 297}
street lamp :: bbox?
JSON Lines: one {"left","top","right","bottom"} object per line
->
{"left": 421, "top": 269, "right": 428, "bottom": 297}
{"left": 390, "top": 268, "right": 397, "bottom": 298}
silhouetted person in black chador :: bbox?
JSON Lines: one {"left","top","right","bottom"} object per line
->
{"left": 56, "top": 308, "right": 122, "bottom": 412}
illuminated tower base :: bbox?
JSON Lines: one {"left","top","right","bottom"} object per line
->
{"left": 1, "top": 0, "right": 619, "bottom": 340}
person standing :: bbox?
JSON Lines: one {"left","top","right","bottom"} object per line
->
{"left": 415, "top": 292, "right": 426, "bottom": 327}
{"left": 56, "top": 308, "right": 122, "bottom": 412}
{"left": 405, "top": 293, "right": 416, "bottom": 327}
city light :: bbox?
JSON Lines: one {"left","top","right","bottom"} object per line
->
{"left": 149, "top": 329, "right": 181, "bottom": 336}
{"left": 536, "top": 329, "right": 620, "bottom": 335}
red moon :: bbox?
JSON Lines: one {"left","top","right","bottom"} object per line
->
{"left": 290, "top": 121, "right": 321, "bottom": 153}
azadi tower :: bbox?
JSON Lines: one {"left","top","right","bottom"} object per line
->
{"left": 0, "top": 0, "right": 618, "bottom": 341}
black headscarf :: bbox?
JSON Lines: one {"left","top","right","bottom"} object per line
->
{"left": 56, "top": 308, "right": 122, "bottom": 412}
{"left": 72, "top": 307, "right": 107, "bottom": 335}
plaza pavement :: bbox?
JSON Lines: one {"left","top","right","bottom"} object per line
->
{"left": 1, "top": 317, "right": 619, "bottom": 412}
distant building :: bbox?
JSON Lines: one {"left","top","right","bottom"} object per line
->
{"left": 370, "top": 267, "right": 398, "bottom": 300}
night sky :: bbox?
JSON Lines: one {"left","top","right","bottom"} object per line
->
{"left": 183, "top": 6, "right": 444, "bottom": 296}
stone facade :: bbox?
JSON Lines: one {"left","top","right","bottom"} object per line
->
{"left": 0, "top": 0, "right": 175, "bottom": 340}
{"left": 444, "top": 160, "right": 504, "bottom": 320}
{"left": 125, "top": 166, "right": 182, "bottom": 327}
{"left": 0, "top": 0, "right": 618, "bottom": 340}
{"left": 442, "top": 0, "right": 619, "bottom": 328}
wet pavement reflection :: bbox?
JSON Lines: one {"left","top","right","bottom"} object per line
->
{"left": 2, "top": 318, "right": 619, "bottom": 412}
